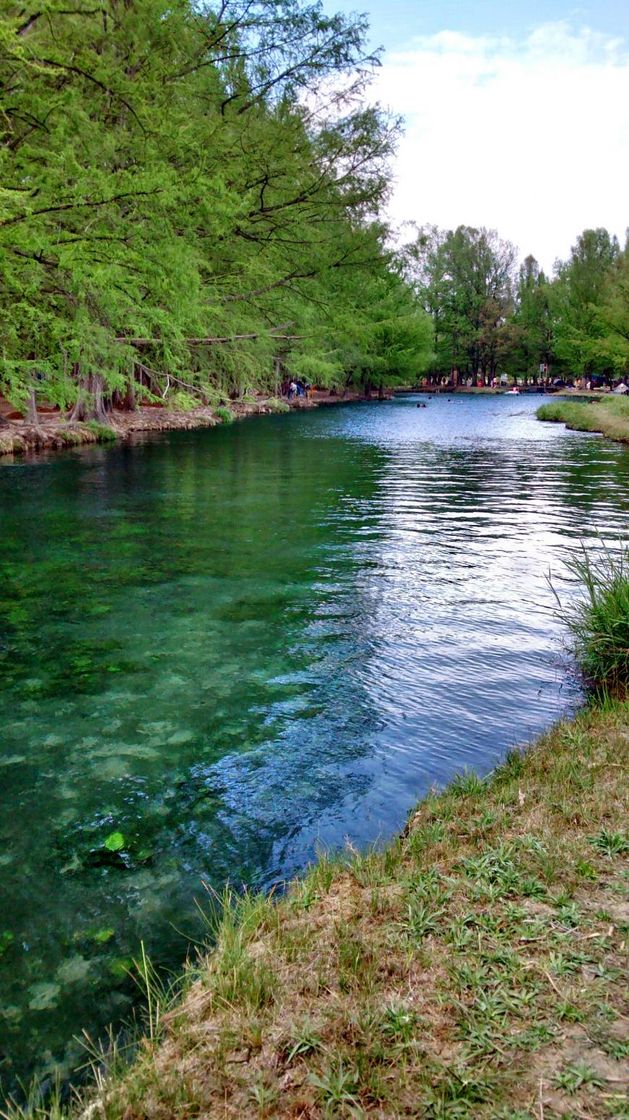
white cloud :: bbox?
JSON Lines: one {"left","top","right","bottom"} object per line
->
{"left": 372, "top": 22, "right": 629, "bottom": 270}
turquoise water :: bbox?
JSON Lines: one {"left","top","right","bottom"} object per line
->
{"left": 1, "top": 394, "right": 628, "bottom": 1091}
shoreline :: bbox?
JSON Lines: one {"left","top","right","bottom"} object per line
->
{"left": 537, "top": 396, "right": 629, "bottom": 445}
{"left": 25, "top": 697, "right": 628, "bottom": 1120}
{"left": 0, "top": 391, "right": 372, "bottom": 461}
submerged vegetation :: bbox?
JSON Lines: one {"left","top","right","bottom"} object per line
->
{"left": 537, "top": 395, "right": 629, "bottom": 444}
{"left": 10, "top": 699, "right": 628, "bottom": 1119}
{"left": 7, "top": 552, "right": 627, "bottom": 1118}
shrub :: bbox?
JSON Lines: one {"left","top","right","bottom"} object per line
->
{"left": 84, "top": 421, "right": 117, "bottom": 442}
{"left": 215, "top": 405, "right": 234, "bottom": 424}
{"left": 266, "top": 397, "right": 290, "bottom": 413}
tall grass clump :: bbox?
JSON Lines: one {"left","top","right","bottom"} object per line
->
{"left": 553, "top": 544, "right": 629, "bottom": 697}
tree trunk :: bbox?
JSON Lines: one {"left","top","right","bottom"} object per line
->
{"left": 69, "top": 372, "right": 111, "bottom": 423}
{"left": 121, "top": 370, "right": 138, "bottom": 411}
{"left": 26, "top": 389, "right": 39, "bottom": 426}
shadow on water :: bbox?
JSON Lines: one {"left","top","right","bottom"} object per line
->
{"left": 0, "top": 395, "right": 628, "bottom": 1092}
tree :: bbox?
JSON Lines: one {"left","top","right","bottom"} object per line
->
{"left": 551, "top": 228, "right": 621, "bottom": 377}
{"left": 406, "top": 225, "right": 517, "bottom": 379}
{"left": 505, "top": 256, "right": 554, "bottom": 379}
{"left": 583, "top": 239, "right": 629, "bottom": 375}
{"left": 1, "top": 0, "right": 427, "bottom": 417}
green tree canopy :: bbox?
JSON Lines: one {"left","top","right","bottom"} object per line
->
{"left": 0, "top": 0, "right": 433, "bottom": 417}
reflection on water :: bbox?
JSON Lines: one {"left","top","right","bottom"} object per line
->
{"left": 1, "top": 393, "right": 628, "bottom": 1089}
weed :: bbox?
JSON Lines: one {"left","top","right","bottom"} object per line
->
{"left": 575, "top": 859, "right": 599, "bottom": 879}
{"left": 550, "top": 543, "right": 629, "bottom": 696}
{"left": 600, "top": 1037, "right": 629, "bottom": 1061}
{"left": 350, "top": 849, "right": 385, "bottom": 888}
{"left": 590, "top": 829, "right": 629, "bottom": 856}
{"left": 308, "top": 1061, "right": 361, "bottom": 1112}
{"left": 554, "top": 1061, "right": 603, "bottom": 1094}
{"left": 337, "top": 929, "right": 374, "bottom": 992}
{"left": 555, "top": 901, "right": 581, "bottom": 928}
{"left": 556, "top": 1001, "right": 586, "bottom": 1022}
{"left": 407, "top": 821, "right": 446, "bottom": 858}
{"left": 402, "top": 899, "right": 445, "bottom": 942}
{"left": 249, "top": 1078, "right": 279, "bottom": 1116}
{"left": 427, "top": 1064, "right": 494, "bottom": 1115}
{"left": 380, "top": 1005, "right": 419, "bottom": 1042}
{"left": 215, "top": 405, "right": 234, "bottom": 423}
{"left": 265, "top": 397, "right": 290, "bottom": 413}
{"left": 445, "top": 917, "right": 474, "bottom": 950}
{"left": 451, "top": 770, "right": 486, "bottom": 798}
{"left": 285, "top": 1020, "right": 323, "bottom": 1063}
{"left": 84, "top": 421, "right": 117, "bottom": 441}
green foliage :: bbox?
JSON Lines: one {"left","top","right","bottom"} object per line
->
{"left": 0, "top": 0, "right": 431, "bottom": 415}
{"left": 0, "top": 929, "right": 14, "bottom": 957}
{"left": 589, "top": 828, "right": 629, "bottom": 856}
{"left": 537, "top": 396, "right": 629, "bottom": 442}
{"left": 552, "top": 229, "right": 622, "bottom": 377}
{"left": 406, "top": 224, "right": 629, "bottom": 383}
{"left": 265, "top": 397, "right": 290, "bottom": 413}
{"left": 104, "top": 832, "right": 125, "bottom": 853}
{"left": 84, "top": 422, "right": 117, "bottom": 442}
{"left": 407, "top": 224, "right": 516, "bottom": 378}
{"left": 551, "top": 544, "right": 629, "bottom": 696}
{"left": 506, "top": 255, "right": 554, "bottom": 377}
{"left": 553, "top": 1062, "right": 603, "bottom": 1094}
{"left": 214, "top": 406, "right": 235, "bottom": 424}
{"left": 170, "top": 391, "right": 199, "bottom": 412}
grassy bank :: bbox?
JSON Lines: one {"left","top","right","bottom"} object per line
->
{"left": 11, "top": 700, "right": 626, "bottom": 1120}
{"left": 537, "top": 396, "right": 629, "bottom": 444}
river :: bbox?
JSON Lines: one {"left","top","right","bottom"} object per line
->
{"left": 1, "top": 393, "right": 628, "bottom": 1091}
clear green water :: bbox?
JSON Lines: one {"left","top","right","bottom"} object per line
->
{"left": 1, "top": 394, "right": 628, "bottom": 1091}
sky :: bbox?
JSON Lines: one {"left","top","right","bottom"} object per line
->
{"left": 321, "top": 0, "right": 629, "bottom": 270}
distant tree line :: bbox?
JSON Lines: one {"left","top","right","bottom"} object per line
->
{"left": 406, "top": 224, "right": 629, "bottom": 385}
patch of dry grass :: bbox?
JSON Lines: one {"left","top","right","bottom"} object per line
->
{"left": 16, "top": 700, "right": 626, "bottom": 1120}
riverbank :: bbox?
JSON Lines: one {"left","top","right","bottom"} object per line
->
{"left": 28, "top": 698, "right": 627, "bottom": 1120}
{"left": 0, "top": 391, "right": 368, "bottom": 460}
{"left": 537, "top": 395, "right": 629, "bottom": 444}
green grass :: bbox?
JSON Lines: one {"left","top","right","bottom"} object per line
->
{"left": 551, "top": 544, "right": 629, "bottom": 697}
{"left": 214, "top": 405, "right": 235, "bottom": 424}
{"left": 83, "top": 421, "right": 118, "bottom": 442}
{"left": 264, "top": 397, "right": 290, "bottom": 413}
{"left": 537, "top": 394, "right": 629, "bottom": 443}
